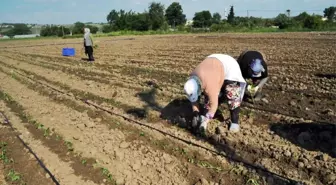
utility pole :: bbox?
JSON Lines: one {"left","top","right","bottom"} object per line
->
{"left": 224, "top": 8, "right": 227, "bottom": 20}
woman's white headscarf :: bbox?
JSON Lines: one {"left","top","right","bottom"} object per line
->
{"left": 84, "top": 28, "right": 90, "bottom": 38}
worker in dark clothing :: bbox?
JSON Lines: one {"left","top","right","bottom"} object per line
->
{"left": 236, "top": 50, "right": 269, "bottom": 101}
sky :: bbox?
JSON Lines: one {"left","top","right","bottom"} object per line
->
{"left": 0, "top": 0, "right": 335, "bottom": 24}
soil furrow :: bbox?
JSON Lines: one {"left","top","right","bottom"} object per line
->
{"left": 0, "top": 64, "right": 253, "bottom": 185}
{"left": 0, "top": 124, "right": 55, "bottom": 185}
{"left": 0, "top": 101, "right": 103, "bottom": 185}
{"left": 1, "top": 62, "right": 320, "bottom": 185}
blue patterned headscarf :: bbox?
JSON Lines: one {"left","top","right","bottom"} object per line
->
{"left": 250, "top": 58, "right": 265, "bottom": 77}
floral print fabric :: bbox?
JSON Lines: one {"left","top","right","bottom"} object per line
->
{"left": 224, "top": 82, "right": 242, "bottom": 110}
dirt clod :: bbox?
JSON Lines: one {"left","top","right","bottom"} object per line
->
{"left": 284, "top": 150, "right": 292, "bottom": 157}
{"left": 119, "top": 142, "right": 130, "bottom": 149}
{"left": 201, "top": 178, "right": 210, "bottom": 185}
{"left": 290, "top": 100, "right": 296, "bottom": 106}
{"left": 116, "top": 178, "right": 125, "bottom": 185}
{"left": 261, "top": 98, "right": 269, "bottom": 104}
{"left": 324, "top": 174, "right": 336, "bottom": 184}
{"left": 132, "top": 161, "right": 141, "bottom": 171}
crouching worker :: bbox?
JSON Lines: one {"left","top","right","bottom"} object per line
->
{"left": 83, "top": 28, "right": 95, "bottom": 62}
{"left": 237, "top": 50, "right": 268, "bottom": 101}
{"left": 184, "top": 54, "right": 247, "bottom": 133}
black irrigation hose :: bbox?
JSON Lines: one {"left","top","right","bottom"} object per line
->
{"left": 12, "top": 70, "right": 303, "bottom": 185}
{"left": 0, "top": 112, "right": 60, "bottom": 185}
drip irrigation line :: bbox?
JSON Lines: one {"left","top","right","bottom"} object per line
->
{"left": 0, "top": 111, "right": 60, "bottom": 185}
{"left": 12, "top": 70, "right": 303, "bottom": 184}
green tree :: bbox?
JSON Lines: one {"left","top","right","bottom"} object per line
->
{"left": 294, "top": 12, "right": 310, "bottom": 22}
{"left": 86, "top": 25, "right": 99, "bottom": 34}
{"left": 72, "top": 22, "right": 85, "bottom": 34}
{"left": 274, "top": 13, "right": 290, "bottom": 29}
{"left": 128, "top": 12, "right": 151, "bottom": 31}
{"left": 165, "top": 2, "right": 186, "bottom": 28}
{"left": 212, "top": 12, "right": 222, "bottom": 24}
{"left": 5, "top": 24, "right": 31, "bottom": 36}
{"left": 148, "top": 2, "right": 165, "bottom": 30}
{"left": 107, "top": 9, "right": 119, "bottom": 26}
{"left": 227, "top": 6, "right": 235, "bottom": 24}
{"left": 323, "top": 6, "right": 336, "bottom": 21}
{"left": 40, "top": 25, "right": 70, "bottom": 37}
{"left": 192, "top": 10, "right": 212, "bottom": 28}
{"left": 102, "top": 25, "right": 114, "bottom": 33}
{"left": 304, "top": 15, "right": 323, "bottom": 29}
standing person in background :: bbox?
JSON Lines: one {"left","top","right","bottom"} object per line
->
{"left": 84, "top": 28, "right": 95, "bottom": 62}
{"left": 236, "top": 50, "right": 269, "bottom": 101}
{"left": 184, "top": 54, "right": 247, "bottom": 133}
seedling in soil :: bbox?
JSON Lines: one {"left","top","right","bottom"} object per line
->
{"left": 43, "top": 128, "right": 50, "bottom": 137}
{"left": 37, "top": 123, "right": 44, "bottom": 130}
{"left": 64, "top": 141, "right": 74, "bottom": 151}
{"left": 101, "top": 167, "right": 114, "bottom": 182}
{"left": 81, "top": 159, "right": 87, "bottom": 165}
{"left": 246, "top": 179, "right": 259, "bottom": 185}
{"left": 140, "top": 132, "right": 145, "bottom": 136}
{"left": 181, "top": 148, "right": 187, "bottom": 155}
{"left": 188, "top": 157, "right": 195, "bottom": 164}
{"left": 7, "top": 169, "right": 21, "bottom": 182}
{"left": 229, "top": 165, "right": 244, "bottom": 175}
{"left": 56, "top": 135, "right": 61, "bottom": 141}
{"left": 0, "top": 142, "right": 11, "bottom": 164}
{"left": 197, "top": 161, "right": 223, "bottom": 172}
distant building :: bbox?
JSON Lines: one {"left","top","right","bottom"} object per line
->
{"left": 0, "top": 34, "right": 10, "bottom": 39}
{"left": 185, "top": 20, "right": 193, "bottom": 26}
{"left": 13, "top": 34, "right": 40, "bottom": 39}
{"left": 322, "top": 17, "right": 328, "bottom": 21}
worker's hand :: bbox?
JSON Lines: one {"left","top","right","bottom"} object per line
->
{"left": 192, "top": 111, "right": 200, "bottom": 128}
{"left": 200, "top": 115, "right": 210, "bottom": 125}
{"left": 199, "top": 112, "right": 213, "bottom": 132}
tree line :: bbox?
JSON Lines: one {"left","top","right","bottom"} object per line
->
{"left": 1, "top": 3, "right": 335, "bottom": 37}
{"left": 40, "top": 22, "right": 99, "bottom": 37}
{"left": 103, "top": 3, "right": 336, "bottom": 32}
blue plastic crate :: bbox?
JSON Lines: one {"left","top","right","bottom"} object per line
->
{"left": 62, "top": 48, "right": 75, "bottom": 56}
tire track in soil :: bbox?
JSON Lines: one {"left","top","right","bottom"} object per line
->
{"left": 0, "top": 124, "right": 54, "bottom": 185}
{"left": 0, "top": 102, "right": 103, "bottom": 185}
{"left": 0, "top": 66, "right": 250, "bottom": 185}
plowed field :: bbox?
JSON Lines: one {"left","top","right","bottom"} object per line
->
{"left": 0, "top": 32, "right": 335, "bottom": 185}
